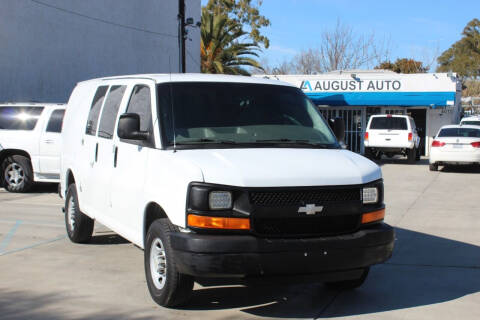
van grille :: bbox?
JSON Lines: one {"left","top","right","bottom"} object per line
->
{"left": 253, "top": 215, "right": 360, "bottom": 237}
{"left": 249, "top": 189, "right": 360, "bottom": 207}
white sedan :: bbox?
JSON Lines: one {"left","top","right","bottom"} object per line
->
{"left": 429, "top": 125, "right": 480, "bottom": 171}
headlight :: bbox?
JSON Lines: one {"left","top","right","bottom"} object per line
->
{"left": 362, "top": 187, "right": 378, "bottom": 204}
{"left": 209, "top": 191, "right": 232, "bottom": 210}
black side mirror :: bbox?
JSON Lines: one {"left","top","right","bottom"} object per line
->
{"left": 117, "top": 113, "right": 149, "bottom": 140}
{"left": 332, "top": 117, "right": 346, "bottom": 143}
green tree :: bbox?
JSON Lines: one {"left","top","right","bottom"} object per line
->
{"left": 204, "top": 0, "right": 271, "bottom": 49}
{"left": 375, "top": 58, "right": 429, "bottom": 73}
{"left": 437, "top": 19, "right": 480, "bottom": 78}
{"left": 201, "top": 10, "right": 263, "bottom": 75}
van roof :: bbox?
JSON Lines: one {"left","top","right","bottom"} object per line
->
{"left": 369, "top": 114, "right": 411, "bottom": 119}
{"left": 78, "top": 73, "right": 296, "bottom": 88}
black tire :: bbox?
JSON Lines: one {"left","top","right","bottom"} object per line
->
{"left": 325, "top": 267, "right": 369, "bottom": 290}
{"left": 65, "top": 184, "right": 94, "bottom": 243}
{"left": 407, "top": 147, "right": 416, "bottom": 164}
{"left": 144, "top": 219, "right": 194, "bottom": 307}
{"left": 1, "top": 155, "right": 34, "bottom": 192}
{"left": 429, "top": 163, "right": 438, "bottom": 171}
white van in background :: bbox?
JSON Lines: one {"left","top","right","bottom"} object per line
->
{"left": 61, "top": 74, "right": 394, "bottom": 307}
{"left": 0, "top": 103, "right": 66, "bottom": 192}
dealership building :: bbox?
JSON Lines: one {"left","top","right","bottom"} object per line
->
{"left": 268, "top": 70, "right": 462, "bottom": 156}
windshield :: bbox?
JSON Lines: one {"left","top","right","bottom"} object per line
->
{"left": 438, "top": 127, "right": 480, "bottom": 138}
{"left": 369, "top": 117, "right": 408, "bottom": 130}
{"left": 157, "top": 82, "right": 338, "bottom": 149}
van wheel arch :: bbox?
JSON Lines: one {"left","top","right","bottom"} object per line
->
{"left": 144, "top": 202, "right": 168, "bottom": 243}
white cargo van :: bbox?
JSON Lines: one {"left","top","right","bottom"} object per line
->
{"left": 0, "top": 103, "right": 66, "bottom": 192}
{"left": 60, "top": 74, "right": 394, "bottom": 307}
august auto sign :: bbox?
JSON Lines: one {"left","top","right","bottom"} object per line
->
{"left": 300, "top": 79, "right": 402, "bottom": 92}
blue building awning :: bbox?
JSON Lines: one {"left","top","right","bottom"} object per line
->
{"left": 306, "top": 91, "right": 456, "bottom": 108}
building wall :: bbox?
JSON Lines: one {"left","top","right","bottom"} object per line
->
{"left": 0, "top": 0, "right": 200, "bottom": 103}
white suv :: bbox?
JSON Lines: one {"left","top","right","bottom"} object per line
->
{"left": 364, "top": 114, "right": 420, "bottom": 163}
{"left": 0, "top": 103, "right": 66, "bottom": 192}
{"left": 60, "top": 74, "right": 394, "bottom": 307}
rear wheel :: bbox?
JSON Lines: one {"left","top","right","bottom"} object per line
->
{"left": 145, "top": 219, "right": 194, "bottom": 307}
{"left": 325, "top": 267, "right": 370, "bottom": 290}
{"left": 429, "top": 163, "right": 438, "bottom": 171}
{"left": 407, "top": 147, "right": 416, "bottom": 164}
{"left": 65, "top": 183, "right": 94, "bottom": 243}
{"left": 2, "top": 155, "right": 34, "bottom": 192}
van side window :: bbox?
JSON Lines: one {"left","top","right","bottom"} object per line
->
{"left": 98, "top": 85, "right": 127, "bottom": 139}
{"left": 46, "top": 109, "right": 65, "bottom": 133}
{"left": 86, "top": 86, "right": 108, "bottom": 135}
{"left": 122, "top": 85, "right": 153, "bottom": 146}
{"left": 126, "top": 85, "right": 152, "bottom": 132}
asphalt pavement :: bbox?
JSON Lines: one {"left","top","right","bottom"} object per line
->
{"left": 1, "top": 159, "right": 479, "bottom": 319}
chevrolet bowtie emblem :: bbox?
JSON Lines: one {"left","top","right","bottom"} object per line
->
{"left": 298, "top": 204, "right": 324, "bottom": 215}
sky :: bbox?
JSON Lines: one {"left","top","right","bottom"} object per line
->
{"left": 201, "top": 0, "right": 480, "bottom": 71}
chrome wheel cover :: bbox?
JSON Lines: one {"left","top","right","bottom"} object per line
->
{"left": 150, "top": 238, "right": 167, "bottom": 290}
{"left": 67, "top": 196, "right": 76, "bottom": 231}
{"left": 5, "top": 163, "right": 25, "bottom": 188}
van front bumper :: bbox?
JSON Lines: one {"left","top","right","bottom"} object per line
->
{"left": 170, "top": 223, "right": 394, "bottom": 278}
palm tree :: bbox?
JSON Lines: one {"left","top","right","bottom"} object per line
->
{"left": 201, "top": 10, "right": 263, "bottom": 75}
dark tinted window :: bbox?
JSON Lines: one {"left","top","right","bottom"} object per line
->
{"left": 86, "top": 86, "right": 108, "bottom": 135}
{"left": 0, "top": 106, "right": 44, "bottom": 130}
{"left": 126, "top": 85, "right": 152, "bottom": 132}
{"left": 461, "top": 121, "right": 480, "bottom": 126}
{"left": 98, "top": 86, "right": 126, "bottom": 139}
{"left": 46, "top": 109, "right": 65, "bottom": 133}
{"left": 370, "top": 117, "right": 408, "bottom": 130}
{"left": 438, "top": 128, "right": 480, "bottom": 138}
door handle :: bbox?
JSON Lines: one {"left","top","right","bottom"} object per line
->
{"left": 43, "top": 139, "right": 54, "bottom": 144}
{"left": 95, "top": 143, "right": 99, "bottom": 162}
{"left": 113, "top": 146, "right": 118, "bottom": 168}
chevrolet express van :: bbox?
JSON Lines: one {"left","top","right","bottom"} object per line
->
{"left": 60, "top": 74, "right": 394, "bottom": 307}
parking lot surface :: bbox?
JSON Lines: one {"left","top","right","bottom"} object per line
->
{"left": 1, "top": 160, "right": 479, "bottom": 319}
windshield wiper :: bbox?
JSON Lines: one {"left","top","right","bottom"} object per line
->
{"left": 174, "top": 138, "right": 237, "bottom": 145}
{"left": 255, "top": 139, "right": 337, "bottom": 148}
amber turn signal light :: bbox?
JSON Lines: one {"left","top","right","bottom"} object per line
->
{"left": 361, "top": 209, "right": 385, "bottom": 224}
{"left": 187, "top": 214, "right": 250, "bottom": 230}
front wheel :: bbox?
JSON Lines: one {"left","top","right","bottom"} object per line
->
{"left": 144, "top": 219, "right": 194, "bottom": 307}
{"left": 429, "top": 163, "right": 438, "bottom": 171}
{"left": 325, "top": 267, "right": 370, "bottom": 290}
{"left": 2, "top": 155, "right": 34, "bottom": 192}
{"left": 65, "top": 184, "right": 94, "bottom": 243}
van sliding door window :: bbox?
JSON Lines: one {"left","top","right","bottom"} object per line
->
{"left": 123, "top": 85, "right": 153, "bottom": 145}
{"left": 85, "top": 86, "right": 108, "bottom": 136}
{"left": 98, "top": 85, "right": 127, "bottom": 139}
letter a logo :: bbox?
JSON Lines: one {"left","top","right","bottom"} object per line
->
{"left": 300, "top": 80, "right": 312, "bottom": 91}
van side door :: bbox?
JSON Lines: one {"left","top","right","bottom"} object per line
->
{"left": 80, "top": 86, "right": 108, "bottom": 216}
{"left": 109, "top": 82, "right": 157, "bottom": 244}
{"left": 89, "top": 84, "right": 128, "bottom": 222}
{"left": 38, "top": 108, "right": 65, "bottom": 178}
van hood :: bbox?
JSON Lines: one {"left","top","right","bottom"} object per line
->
{"left": 173, "top": 148, "right": 381, "bottom": 187}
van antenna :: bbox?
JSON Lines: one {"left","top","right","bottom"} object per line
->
{"left": 168, "top": 55, "right": 177, "bottom": 153}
